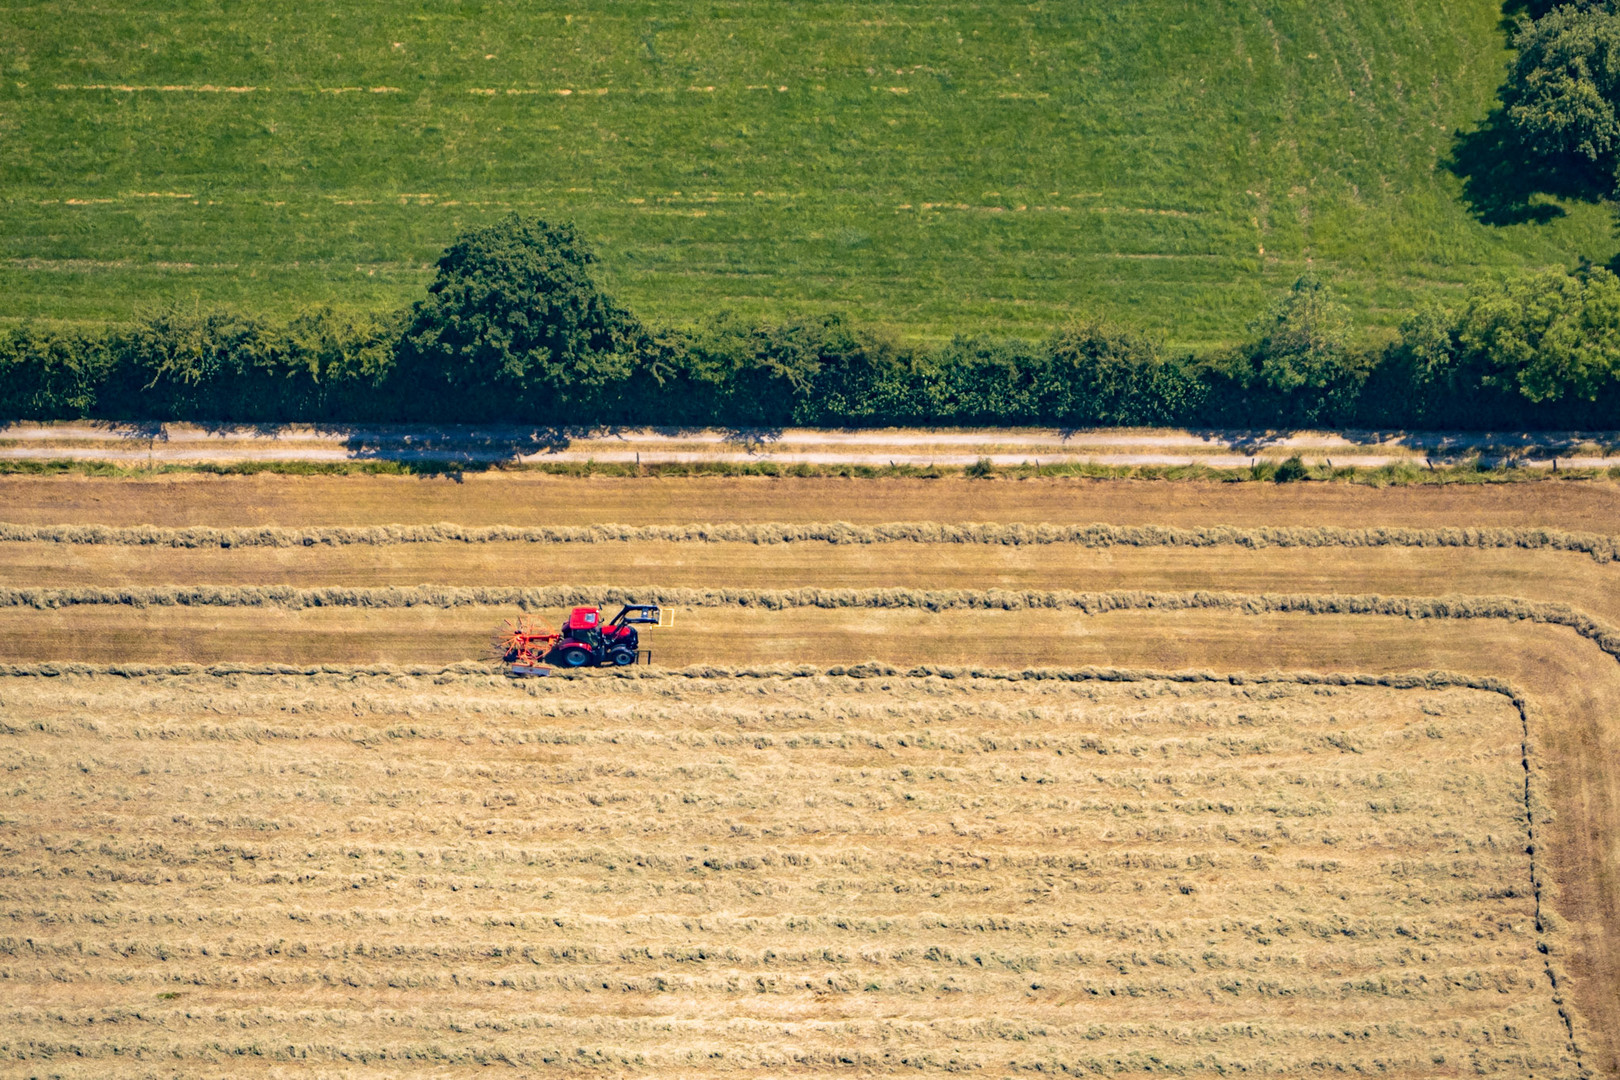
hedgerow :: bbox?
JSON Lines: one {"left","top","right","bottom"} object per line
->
{"left": 4, "top": 218, "right": 1620, "bottom": 430}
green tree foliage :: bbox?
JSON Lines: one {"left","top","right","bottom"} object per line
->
{"left": 633, "top": 314, "right": 931, "bottom": 427}
{"left": 1455, "top": 267, "right": 1620, "bottom": 402}
{"left": 284, "top": 306, "right": 403, "bottom": 391}
{"left": 1045, "top": 323, "right": 1203, "bottom": 427}
{"left": 791, "top": 318, "right": 925, "bottom": 426}
{"left": 1375, "top": 267, "right": 1620, "bottom": 424}
{"left": 1213, "top": 274, "right": 1369, "bottom": 426}
{"left": 938, "top": 337, "right": 1052, "bottom": 424}
{"left": 397, "top": 215, "right": 638, "bottom": 418}
{"left": 635, "top": 313, "right": 821, "bottom": 426}
{"left": 116, "top": 304, "right": 283, "bottom": 418}
{"left": 1241, "top": 274, "right": 1357, "bottom": 393}
{"left": 0, "top": 324, "right": 113, "bottom": 419}
{"left": 1503, "top": 5, "right": 1620, "bottom": 175}
{"left": 111, "top": 303, "right": 402, "bottom": 420}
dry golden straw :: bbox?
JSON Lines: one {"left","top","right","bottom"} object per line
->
{"left": 0, "top": 519, "right": 1616, "bottom": 561}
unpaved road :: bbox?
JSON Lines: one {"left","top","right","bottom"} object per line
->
{"left": 3, "top": 423, "right": 1617, "bottom": 467}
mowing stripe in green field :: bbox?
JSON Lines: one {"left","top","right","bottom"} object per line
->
{"left": 0, "top": 0, "right": 1610, "bottom": 341}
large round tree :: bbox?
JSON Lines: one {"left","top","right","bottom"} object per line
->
{"left": 1503, "top": 5, "right": 1620, "bottom": 179}
{"left": 399, "top": 215, "right": 638, "bottom": 419}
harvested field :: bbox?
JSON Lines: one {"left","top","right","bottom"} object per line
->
{"left": 0, "top": 671, "right": 1580, "bottom": 1076}
{"left": 0, "top": 539, "right": 1617, "bottom": 623}
{"left": 4, "top": 473, "right": 1620, "bottom": 530}
{"left": 1, "top": 472, "right": 1618, "bottom": 1075}
{"left": 0, "top": 599, "right": 1608, "bottom": 669}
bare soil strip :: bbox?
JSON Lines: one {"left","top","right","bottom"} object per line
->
{"left": 0, "top": 671, "right": 1579, "bottom": 1076}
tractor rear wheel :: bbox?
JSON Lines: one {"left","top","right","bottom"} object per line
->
{"left": 557, "top": 647, "right": 593, "bottom": 668}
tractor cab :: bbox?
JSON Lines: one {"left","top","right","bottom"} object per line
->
{"left": 564, "top": 606, "right": 603, "bottom": 639}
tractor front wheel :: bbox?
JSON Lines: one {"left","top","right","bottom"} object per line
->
{"left": 557, "top": 647, "right": 594, "bottom": 668}
{"left": 609, "top": 649, "right": 637, "bottom": 667}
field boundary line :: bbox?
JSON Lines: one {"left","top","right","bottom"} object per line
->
{"left": 4, "top": 520, "right": 1618, "bottom": 562}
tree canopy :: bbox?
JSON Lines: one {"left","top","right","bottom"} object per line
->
{"left": 1503, "top": 5, "right": 1620, "bottom": 178}
{"left": 397, "top": 215, "right": 638, "bottom": 417}
{"left": 1455, "top": 266, "right": 1620, "bottom": 403}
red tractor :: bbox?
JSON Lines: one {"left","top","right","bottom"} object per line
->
{"left": 494, "top": 604, "right": 665, "bottom": 675}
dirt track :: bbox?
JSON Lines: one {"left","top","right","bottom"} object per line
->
{"left": 3, "top": 422, "right": 1618, "bottom": 468}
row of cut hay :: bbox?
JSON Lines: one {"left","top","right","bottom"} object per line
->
{"left": 2, "top": 585, "right": 1615, "bottom": 659}
{"left": 3, "top": 520, "right": 1618, "bottom": 561}
{"left": 0, "top": 661, "right": 1520, "bottom": 696}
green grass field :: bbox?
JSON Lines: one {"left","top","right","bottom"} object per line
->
{"left": 1, "top": 0, "right": 1612, "bottom": 344}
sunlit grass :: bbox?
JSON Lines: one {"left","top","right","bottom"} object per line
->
{"left": 0, "top": 0, "right": 1611, "bottom": 343}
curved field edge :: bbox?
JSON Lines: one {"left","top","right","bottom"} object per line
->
{"left": 5, "top": 520, "right": 1620, "bottom": 563}
{"left": 0, "top": 664, "right": 1588, "bottom": 1073}
{"left": 5, "top": 603, "right": 1617, "bottom": 1068}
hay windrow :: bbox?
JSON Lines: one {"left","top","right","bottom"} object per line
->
{"left": 2, "top": 520, "right": 1617, "bottom": 562}
{"left": 0, "top": 661, "right": 1527, "bottom": 692}
{"left": 3, "top": 585, "right": 1617, "bottom": 663}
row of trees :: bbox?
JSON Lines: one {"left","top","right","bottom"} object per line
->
{"left": 3, "top": 215, "right": 1619, "bottom": 429}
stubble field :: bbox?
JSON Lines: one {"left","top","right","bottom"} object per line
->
{"left": 1, "top": 472, "right": 1616, "bottom": 1077}
{"left": 0, "top": 672, "right": 1576, "bottom": 1076}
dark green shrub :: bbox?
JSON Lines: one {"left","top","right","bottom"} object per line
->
{"left": 111, "top": 304, "right": 283, "bottom": 419}
{"left": 1455, "top": 266, "right": 1620, "bottom": 403}
{"left": 0, "top": 324, "right": 113, "bottom": 419}
{"left": 274, "top": 306, "right": 406, "bottom": 421}
{"left": 1043, "top": 323, "right": 1198, "bottom": 427}
{"left": 396, "top": 215, "right": 639, "bottom": 420}
{"left": 1273, "top": 455, "right": 1309, "bottom": 483}
{"left": 630, "top": 312, "right": 827, "bottom": 427}
{"left": 791, "top": 317, "right": 930, "bottom": 426}
{"left": 1213, "top": 275, "right": 1371, "bottom": 427}
{"left": 937, "top": 337, "right": 1049, "bottom": 424}
{"left": 100, "top": 303, "right": 404, "bottom": 421}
